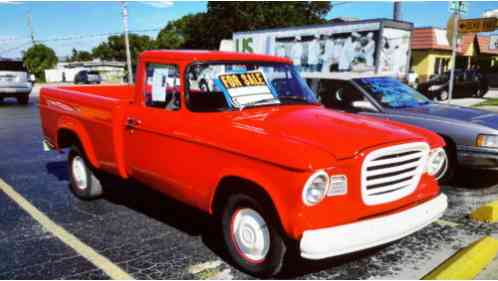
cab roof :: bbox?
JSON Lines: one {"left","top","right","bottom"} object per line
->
{"left": 140, "top": 50, "right": 292, "bottom": 64}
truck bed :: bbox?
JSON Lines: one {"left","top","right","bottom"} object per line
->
{"left": 39, "top": 84, "right": 135, "bottom": 177}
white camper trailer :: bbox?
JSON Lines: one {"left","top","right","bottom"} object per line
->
{"left": 224, "top": 19, "right": 413, "bottom": 79}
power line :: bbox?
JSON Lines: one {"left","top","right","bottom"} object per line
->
{"left": 0, "top": 27, "right": 161, "bottom": 55}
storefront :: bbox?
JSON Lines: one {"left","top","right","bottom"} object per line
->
{"left": 411, "top": 27, "right": 498, "bottom": 82}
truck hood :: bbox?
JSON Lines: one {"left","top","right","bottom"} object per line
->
{"left": 231, "top": 106, "right": 427, "bottom": 160}
{"left": 391, "top": 103, "right": 498, "bottom": 130}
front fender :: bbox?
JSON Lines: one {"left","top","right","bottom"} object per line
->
{"left": 210, "top": 166, "right": 309, "bottom": 239}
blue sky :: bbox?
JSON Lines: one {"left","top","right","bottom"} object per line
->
{"left": 1, "top": 1, "right": 497, "bottom": 59}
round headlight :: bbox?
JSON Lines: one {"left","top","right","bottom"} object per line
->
{"left": 426, "top": 148, "right": 448, "bottom": 180}
{"left": 302, "top": 170, "right": 329, "bottom": 206}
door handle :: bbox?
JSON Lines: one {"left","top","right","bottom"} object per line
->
{"left": 126, "top": 117, "right": 142, "bottom": 128}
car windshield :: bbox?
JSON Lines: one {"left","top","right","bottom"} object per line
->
{"left": 0, "top": 61, "right": 27, "bottom": 72}
{"left": 186, "top": 62, "right": 318, "bottom": 112}
{"left": 354, "top": 77, "right": 430, "bottom": 109}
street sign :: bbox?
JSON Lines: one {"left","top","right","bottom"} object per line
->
{"left": 458, "top": 17, "right": 498, "bottom": 33}
{"left": 449, "top": 1, "right": 468, "bottom": 15}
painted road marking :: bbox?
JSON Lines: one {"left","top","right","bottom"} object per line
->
{"left": 423, "top": 236, "right": 498, "bottom": 280}
{"left": 0, "top": 178, "right": 133, "bottom": 280}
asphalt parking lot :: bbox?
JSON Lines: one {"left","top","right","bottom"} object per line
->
{"left": 1, "top": 89, "right": 498, "bottom": 279}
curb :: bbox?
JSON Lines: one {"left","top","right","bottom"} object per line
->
{"left": 471, "top": 200, "right": 498, "bottom": 223}
{"left": 423, "top": 236, "right": 498, "bottom": 280}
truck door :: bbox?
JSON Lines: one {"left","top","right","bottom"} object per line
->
{"left": 123, "top": 63, "right": 186, "bottom": 200}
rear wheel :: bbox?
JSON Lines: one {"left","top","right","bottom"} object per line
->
{"left": 68, "top": 146, "right": 103, "bottom": 200}
{"left": 221, "top": 193, "right": 286, "bottom": 277}
{"left": 17, "top": 95, "right": 29, "bottom": 105}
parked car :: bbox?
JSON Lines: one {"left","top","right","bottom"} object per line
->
{"left": 307, "top": 74, "right": 498, "bottom": 183}
{"left": 40, "top": 51, "right": 447, "bottom": 277}
{"left": 484, "top": 66, "right": 498, "bottom": 88}
{"left": 417, "top": 69, "right": 489, "bottom": 101}
{"left": 74, "top": 70, "right": 102, "bottom": 84}
{"left": 0, "top": 60, "right": 34, "bottom": 105}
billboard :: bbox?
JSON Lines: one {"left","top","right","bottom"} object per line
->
{"left": 232, "top": 20, "right": 412, "bottom": 78}
{"left": 490, "top": 35, "right": 498, "bottom": 50}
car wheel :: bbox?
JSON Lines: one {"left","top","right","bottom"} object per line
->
{"left": 478, "top": 87, "right": 488, "bottom": 98}
{"left": 68, "top": 146, "right": 103, "bottom": 200}
{"left": 221, "top": 193, "right": 286, "bottom": 277}
{"left": 17, "top": 95, "right": 29, "bottom": 105}
{"left": 439, "top": 90, "right": 449, "bottom": 101}
{"left": 439, "top": 143, "right": 456, "bottom": 185}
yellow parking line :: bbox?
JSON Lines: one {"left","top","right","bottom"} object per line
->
{"left": 423, "top": 236, "right": 498, "bottom": 280}
{"left": 0, "top": 178, "right": 133, "bottom": 280}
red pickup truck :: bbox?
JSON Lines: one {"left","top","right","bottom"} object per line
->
{"left": 40, "top": 50, "right": 448, "bottom": 277}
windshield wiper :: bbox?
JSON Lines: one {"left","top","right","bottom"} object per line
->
{"left": 239, "top": 96, "right": 310, "bottom": 110}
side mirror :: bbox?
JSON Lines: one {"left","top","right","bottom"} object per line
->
{"left": 29, "top": 74, "right": 36, "bottom": 82}
{"left": 351, "top": 101, "right": 377, "bottom": 112}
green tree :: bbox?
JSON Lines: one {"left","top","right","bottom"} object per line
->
{"left": 69, "top": 48, "right": 93, "bottom": 62}
{"left": 189, "top": 2, "right": 332, "bottom": 49}
{"left": 22, "top": 44, "right": 58, "bottom": 82}
{"left": 92, "top": 33, "right": 156, "bottom": 65}
{"left": 156, "top": 14, "right": 195, "bottom": 49}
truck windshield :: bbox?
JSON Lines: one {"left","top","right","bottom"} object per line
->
{"left": 186, "top": 62, "right": 318, "bottom": 112}
{"left": 354, "top": 77, "right": 430, "bottom": 109}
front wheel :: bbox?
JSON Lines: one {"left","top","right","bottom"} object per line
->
{"left": 68, "top": 146, "right": 103, "bottom": 200}
{"left": 221, "top": 193, "right": 286, "bottom": 277}
{"left": 439, "top": 144, "right": 456, "bottom": 185}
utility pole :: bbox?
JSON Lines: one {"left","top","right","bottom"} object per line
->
{"left": 393, "top": 2, "right": 402, "bottom": 21}
{"left": 448, "top": 13, "right": 459, "bottom": 104}
{"left": 122, "top": 1, "right": 133, "bottom": 84}
{"left": 448, "top": 1, "right": 467, "bottom": 104}
{"left": 27, "top": 10, "right": 36, "bottom": 45}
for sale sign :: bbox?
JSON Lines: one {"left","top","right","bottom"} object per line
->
{"left": 218, "top": 71, "right": 275, "bottom": 107}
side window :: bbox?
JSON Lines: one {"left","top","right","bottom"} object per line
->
{"left": 144, "top": 64, "right": 180, "bottom": 111}
{"left": 318, "top": 80, "right": 374, "bottom": 112}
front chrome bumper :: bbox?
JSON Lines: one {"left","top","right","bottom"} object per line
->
{"left": 299, "top": 194, "right": 447, "bottom": 260}
{"left": 457, "top": 145, "right": 498, "bottom": 170}
{"left": 0, "top": 86, "right": 32, "bottom": 95}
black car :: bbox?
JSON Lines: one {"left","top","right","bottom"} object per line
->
{"left": 417, "top": 69, "right": 489, "bottom": 101}
{"left": 74, "top": 70, "right": 102, "bottom": 84}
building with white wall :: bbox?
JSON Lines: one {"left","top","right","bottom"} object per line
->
{"left": 45, "top": 60, "right": 125, "bottom": 83}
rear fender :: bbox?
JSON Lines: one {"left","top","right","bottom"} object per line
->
{"left": 57, "top": 115, "right": 99, "bottom": 169}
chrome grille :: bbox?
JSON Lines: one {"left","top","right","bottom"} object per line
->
{"left": 361, "top": 142, "right": 429, "bottom": 205}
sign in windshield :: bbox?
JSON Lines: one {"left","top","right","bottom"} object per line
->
{"left": 218, "top": 71, "right": 276, "bottom": 107}
{"left": 355, "top": 77, "right": 430, "bottom": 109}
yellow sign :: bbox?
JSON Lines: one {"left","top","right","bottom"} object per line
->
{"left": 458, "top": 17, "right": 498, "bottom": 33}
{"left": 219, "top": 71, "right": 267, "bottom": 89}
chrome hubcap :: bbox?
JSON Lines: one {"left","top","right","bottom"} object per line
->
{"left": 441, "top": 91, "right": 449, "bottom": 100}
{"left": 72, "top": 156, "right": 88, "bottom": 190}
{"left": 231, "top": 208, "right": 270, "bottom": 262}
